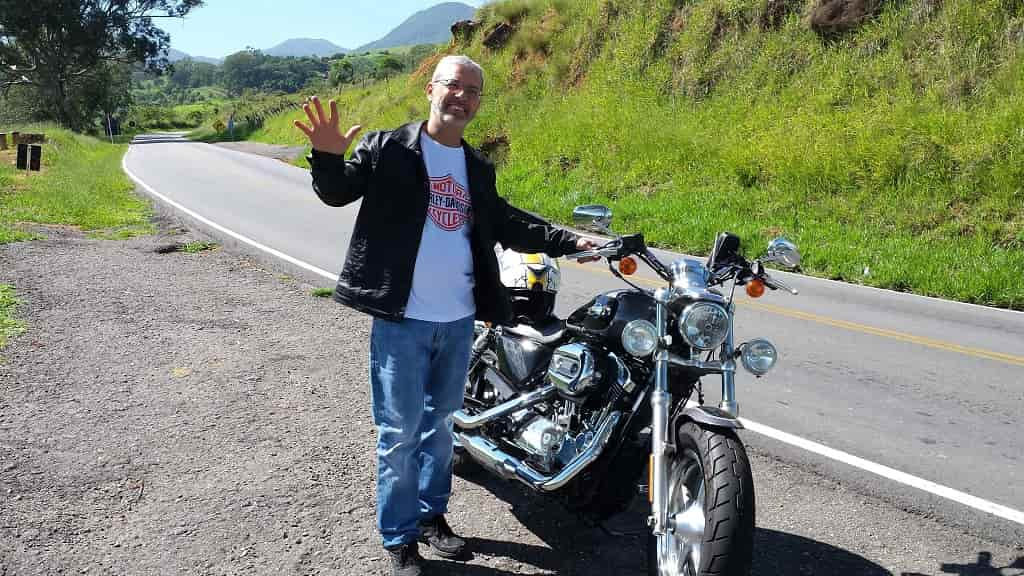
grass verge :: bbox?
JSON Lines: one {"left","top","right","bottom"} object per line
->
{"left": 0, "top": 124, "right": 155, "bottom": 243}
{"left": 0, "top": 284, "right": 26, "bottom": 349}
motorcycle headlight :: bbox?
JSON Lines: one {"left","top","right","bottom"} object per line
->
{"left": 740, "top": 338, "right": 777, "bottom": 376}
{"left": 678, "top": 302, "right": 730, "bottom": 351}
{"left": 622, "top": 319, "right": 658, "bottom": 357}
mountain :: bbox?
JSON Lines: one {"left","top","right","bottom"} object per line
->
{"left": 263, "top": 38, "right": 349, "bottom": 58}
{"left": 355, "top": 2, "right": 476, "bottom": 52}
{"left": 165, "top": 48, "right": 221, "bottom": 65}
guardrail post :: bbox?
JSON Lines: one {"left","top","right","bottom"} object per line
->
{"left": 16, "top": 143, "right": 28, "bottom": 170}
{"left": 29, "top": 145, "right": 41, "bottom": 171}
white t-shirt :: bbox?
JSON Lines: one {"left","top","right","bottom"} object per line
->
{"left": 404, "top": 131, "right": 476, "bottom": 322}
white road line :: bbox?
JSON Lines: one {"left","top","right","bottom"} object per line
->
{"left": 739, "top": 419, "right": 1024, "bottom": 526}
{"left": 122, "top": 147, "right": 1024, "bottom": 528}
{"left": 122, "top": 149, "right": 338, "bottom": 283}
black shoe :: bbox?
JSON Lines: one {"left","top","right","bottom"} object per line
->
{"left": 418, "top": 514, "right": 466, "bottom": 559}
{"left": 385, "top": 542, "right": 423, "bottom": 576}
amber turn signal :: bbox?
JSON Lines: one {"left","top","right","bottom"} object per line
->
{"left": 746, "top": 278, "right": 766, "bottom": 298}
{"left": 619, "top": 256, "right": 638, "bottom": 276}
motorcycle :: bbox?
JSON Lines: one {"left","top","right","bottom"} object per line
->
{"left": 452, "top": 204, "right": 801, "bottom": 575}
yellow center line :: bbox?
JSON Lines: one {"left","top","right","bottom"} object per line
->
{"left": 563, "top": 261, "right": 1024, "bottom": 368}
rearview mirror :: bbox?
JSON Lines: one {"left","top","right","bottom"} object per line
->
{"left": 573, "top": 205, "right": 612, "bottom": 234}
{"left": 766, "top": 237, "right": 800, "bottom": 268}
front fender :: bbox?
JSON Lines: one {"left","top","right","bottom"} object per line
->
{"left": 671, "top": 405, "right": 744, "bottom": 432}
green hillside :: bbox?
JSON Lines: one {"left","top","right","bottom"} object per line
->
{"left": 251, "top": 0, "right": 1024, "bottom": 309}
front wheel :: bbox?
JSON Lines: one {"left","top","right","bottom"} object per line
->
{"left": 647, "top": 422, "right": 755, "bottom": 576}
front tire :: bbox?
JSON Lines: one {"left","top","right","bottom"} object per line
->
{"left": 647, "top": 422, "right": 755, "bottom": 576}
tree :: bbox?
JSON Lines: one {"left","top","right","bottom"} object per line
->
{"left": 404, "top": 44, "right": 436, "bottom": 69}
{"left": 0, "top": 0, "right": 203, "bottom": 130}
{"left": 329, "top": 58, "right": 355, "bottom": 86}
{"left": 375, "top": 54, "right": 404, "bottom": 81}
{"left": 220, "top": 50, "right": 327, "bottom": 95}
{"left": 169, "top": 58, "right": 218, "bottom": 90}
{"left": 221, "top": 48, "right": 265, "bottom": 96}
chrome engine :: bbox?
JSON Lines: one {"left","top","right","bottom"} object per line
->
{"left": 507, "top": 401, "right": 600, "bottom": 474}
{"left": 506, "top": 345, "right": 634, "bottom": 474}
{"left": 453, "top": 340, "right": 631, "bottom": 490}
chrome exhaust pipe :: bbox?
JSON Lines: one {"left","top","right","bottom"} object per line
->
{"left": 455, "top": 411, "right": 622, "bottom": 492}
{"left": 453, "top": 385, "right": 556, "bottom": 430}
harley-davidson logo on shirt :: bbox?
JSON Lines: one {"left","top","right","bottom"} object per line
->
{"left": 428, "top": 174, "right": 472, "bottom": 231}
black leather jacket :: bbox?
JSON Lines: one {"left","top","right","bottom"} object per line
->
{"left": 308, "top": 121, "right": 579, "bottom": 324}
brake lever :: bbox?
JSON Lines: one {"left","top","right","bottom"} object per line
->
{"left": 565, "top": 238, "right": 621, "bottom": 261}
{"left": 761, "top": 272, "right": 799, "bottom": 295}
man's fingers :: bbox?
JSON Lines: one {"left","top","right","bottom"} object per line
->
{"left": 302, "top": 102, "right": 318, "bottom": 128}
{"left": 312, "top": 96, "right": 327, "bottom": 126}
{"left": 344, "top": 125, "right": 363, "bottom": 141}
{"left": 293, "top": 120, "right": 313, "bottom": 138}
{"left": 328, "top": 100, "right": 339, "bottom": 126}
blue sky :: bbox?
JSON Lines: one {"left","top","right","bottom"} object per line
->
{"left": 158, "top": 0, "right": 488, "bottom": 58}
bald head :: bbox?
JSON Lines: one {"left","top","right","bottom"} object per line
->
{"left": 432, "top": 55, "right": 484, "bottom": 90}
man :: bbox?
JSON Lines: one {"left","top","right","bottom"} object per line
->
{"left": 295, "top": 55, "right": 597, "bottom": 576}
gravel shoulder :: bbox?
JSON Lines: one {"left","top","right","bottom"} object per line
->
{"left": 212, "top": 141, "right": 306, "bottom": 163}
{"left": 0, "top": 201, "right": 1021, "bottom": 574}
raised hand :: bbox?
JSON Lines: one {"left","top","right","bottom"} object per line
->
{"left": 293, "top": 96, "right": 362, "bottom": 157}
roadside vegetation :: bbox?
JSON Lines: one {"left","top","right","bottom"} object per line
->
{"left": 0, "top": 125, "right": 153, "bottom": 243}
{"left": 248, "top": 0, "right": 1024, "bottom": 310}
{"left": 179, "top": 241, "right": 218, "bottom": 253}
{"left": 0, "top": 284, "right": 26, "bottom": 350}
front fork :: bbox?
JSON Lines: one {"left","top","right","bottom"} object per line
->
{"left": 649, "top": 292, "right": 737, "bottom": 535}
{"left": 650, "top": 288, "right": 672, "bottom": 535}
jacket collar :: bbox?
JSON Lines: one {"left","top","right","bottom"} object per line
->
{"left": 392, "top": 120, "right": 491, "bottom": 168}
{"left": 392, "top": 121, "right": 425, "bottom": 151}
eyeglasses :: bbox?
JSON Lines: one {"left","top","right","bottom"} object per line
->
{"left": 433, "top": 78, "right": 483, "bottom": 99}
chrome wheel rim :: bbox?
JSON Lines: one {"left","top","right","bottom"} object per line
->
{"left": 656, "top": 448, "right": 706, "bottom": 576}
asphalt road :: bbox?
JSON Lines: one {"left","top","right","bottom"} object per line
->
{"left": 123, "top": 134, "right": 1024, "bottom": 551}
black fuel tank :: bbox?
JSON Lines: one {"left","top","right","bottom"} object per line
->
{"left": 496, "top": 333, "right": 554, "bottom": 385}
{"left": 565, "top": 290, "right": 657, "bottom": 346}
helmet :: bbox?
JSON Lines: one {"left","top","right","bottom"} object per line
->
{"left": 499, "top": 249, "right": 560, "bottom": 324}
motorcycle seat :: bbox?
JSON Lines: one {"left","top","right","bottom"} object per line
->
{"left": 505, "top": 317, "right": 565, "bottom": 345}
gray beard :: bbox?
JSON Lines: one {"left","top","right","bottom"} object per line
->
{"left": 430, "top": 98, "right": 445, "bottom": 119}
{"left": 431, "top": 99, "right": 468, "bottom": 126}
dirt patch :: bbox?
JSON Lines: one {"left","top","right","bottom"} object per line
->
{"left": 809, "top": 0, "right": 884, "bottom": 38}
{"left": 451, "top": 19, "right": 480, "bottom": 45}
{"left": 483, "top": 22, "right": 515, "bottom": 50}
{"left": 478, "top": 134, "right": 510, "bottom": 165}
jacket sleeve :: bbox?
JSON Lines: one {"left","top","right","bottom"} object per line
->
{"left": 492, "top": 194, "right": 580, "bottom": 258}
{"left": 308, "top": 132, "right": 379, "bottom": 207}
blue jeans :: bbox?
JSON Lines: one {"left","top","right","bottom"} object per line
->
{"left": 369, "top": 314, "right": 475, "bottom": 548}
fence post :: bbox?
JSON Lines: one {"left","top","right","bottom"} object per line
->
{"left": 29, "top": 145, "right": 41, "bottom": 171}
{"left": 0, "top": 133, "right": 7, "bottom": 150}
{"left": 16, "top": 143, "right": 28, "bottom": 170}
{"left": 11, "top": 131, "right": 20, "bottom": 146}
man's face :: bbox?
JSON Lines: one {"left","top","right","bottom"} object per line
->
{"left": 426, "top": 63, "right": 483, "bottom": 131}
